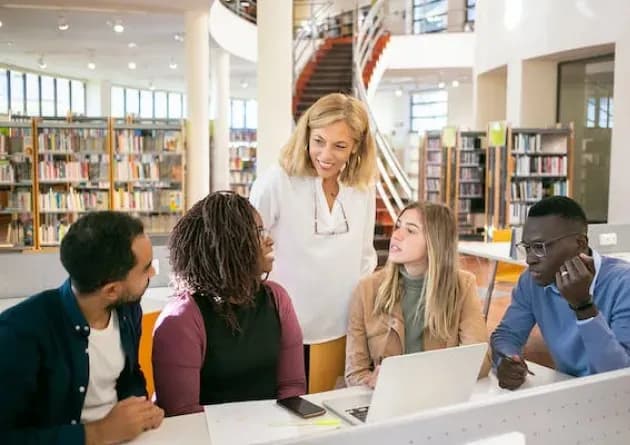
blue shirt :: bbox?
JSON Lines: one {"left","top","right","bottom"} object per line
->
{"left": 491, "top": 252, "right": 630, "bottom": 376}
{"left": 0, "top": 280, "right": 147, "bottom": 445}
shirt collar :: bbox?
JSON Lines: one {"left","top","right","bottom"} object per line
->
{"left": 545, "top": 249, "right": 602, "bottom": 296}
{"left": 60, "top": 279, "right": 91, "bottom": 337}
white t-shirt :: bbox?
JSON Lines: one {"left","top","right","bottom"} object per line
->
{"left": 250, "top": 165, "right": 377, "bottom": 343}
{"left": 80, "top": 311, "right": 125, "bottom": 423}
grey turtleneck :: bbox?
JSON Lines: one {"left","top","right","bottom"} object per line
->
{"left": 400, "top": 268, "right": 425, "bottom": 354}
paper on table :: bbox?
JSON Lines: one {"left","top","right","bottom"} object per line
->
{"left": 204, "top": 400, "right": 341, "bottom": 445}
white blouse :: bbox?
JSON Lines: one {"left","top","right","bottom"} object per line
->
{"left": 250, "top": 165, "right": 377, "bottom": 344}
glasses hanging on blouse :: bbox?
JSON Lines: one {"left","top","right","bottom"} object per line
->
{"left": 313, "top": 186, "right": 349, "bottom": 236}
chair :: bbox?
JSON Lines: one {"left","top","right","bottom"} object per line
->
{"left": 139, "top": 311, "right": 161, "bottom": 397}
{"left": 307, "top": 336, "right": 347, "bottom": 393}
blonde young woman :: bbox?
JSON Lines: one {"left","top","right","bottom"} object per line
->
{"left": 345, "top": 202, "right": 491, "bottom": 388}
{"left": 250, "top": 93, "right": 377, "bottom": 387}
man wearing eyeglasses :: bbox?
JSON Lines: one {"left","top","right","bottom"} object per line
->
{"left": 491, "top": 196, "right": 630, "bottom": 390}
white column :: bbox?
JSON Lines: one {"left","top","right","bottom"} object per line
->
{"left": 212, "top": 47, "right": 231, "bottom": 191}
{"left": 85, "top": 80, "right": 111, "bottom": 116}
{"left": 506, "top": 59, "right": 557, "bottom": 127}
{"left": 257, "top": 0, "right": 293, "bottom": 176}
{"left": 184, "top": 9, "right": 210, "bottom": 207}
{"left": 473, "top": 67, "right": 507, "bottom": 130}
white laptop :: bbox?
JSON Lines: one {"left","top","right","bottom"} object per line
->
{"left": 323, "top": 343, "right": 488, "bottom": 425}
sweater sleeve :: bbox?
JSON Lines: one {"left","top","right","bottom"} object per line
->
{"left": 266, "top": 281, "right": 307, "bottom": 399}
{"left": 152, "top": 296, "right": 206, "bottom": 416}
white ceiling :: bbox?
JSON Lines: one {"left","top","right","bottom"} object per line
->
{"left": 379, "top": 67, "right": 473, "bottom": 92}
{"left": 0, "top": 0, "right": 257, "bottom": 93}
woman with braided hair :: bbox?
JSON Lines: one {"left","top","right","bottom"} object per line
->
{"left": 151, "top": 191, "right": 306, "bottom": 416}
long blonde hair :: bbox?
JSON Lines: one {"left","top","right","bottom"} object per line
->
{"left": 279, "top": 93, "right": 377, "bottom": 189}
{"left": 373, "top": 202, "right": 462, "bottom": 341}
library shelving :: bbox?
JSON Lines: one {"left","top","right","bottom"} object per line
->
{"left": 455, "top": 131, "right": 486, "bottom": 240}
{"left": 229, "top": 128, "right": 257, "bottom": 198}
{"left": 35, "top": 120, "right": 110, "bottom": 247}
{"left": 507, "top": 126, "right": 573, "bottom": 226}
{"left": 485, "top": 122, "right": 509, "bottom": 234}
{"left": 420, "top": 131, "right": 446, "bottom": 204}
{"left": 112, "top": 120, "right": 185, "bottom": 236}
{"left": 0, "top": 120, "right": 35, "bottom": 250}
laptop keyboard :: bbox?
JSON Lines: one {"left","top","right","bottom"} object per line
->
{"left": 346, "top": 406, "right": 369, "bottom": 422}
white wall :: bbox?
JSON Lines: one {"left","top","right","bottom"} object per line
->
{"left": 446, "top": 82, "right": 473, "bottom": 128}
{"left": 209, "top": 0, "right": 257, "bottom": 62}
{"left": 384, "top": 33, "right": 475, "bottom": 70}
{"left": 475, "top": 0, "right": 630, "bottom": 222}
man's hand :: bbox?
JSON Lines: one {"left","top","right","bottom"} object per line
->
{"left": 556, "top": 254, "right": 595, "bottom": 308}
{"left": 366, "top": 365, "right": 380, "bottom": 389}
{"left": 496, "top": 355, "right": 527, "bottom": 390}
{"left": 85, "top": 396, "right": 165, "bottom": 445}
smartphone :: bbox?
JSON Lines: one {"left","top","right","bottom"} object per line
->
{"left": 277, "top": 396, "right": 326, "bottom": 418}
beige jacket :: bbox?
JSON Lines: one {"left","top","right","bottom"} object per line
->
{"left": 345, "top": 268, "right": 492, "bottom": 386}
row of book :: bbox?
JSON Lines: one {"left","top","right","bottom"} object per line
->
{"left": 510, "top": 180, "right": 568, "bottom": 201}
{"left": 230, "top": 171, "right": 255, "bottom": 184}
{"left": 426, "top": 179, "right": 442, "bottom": 192}
{"left": 2, "top": 218, "right": 34, "bottom": 246}
{"left": 426, "top": 137, "right": 441, "bottom": 149}
{"left": 37, "top": 129, "right": 108, "bottom": 154}
{"left": 514, "top": 155, "right": 567, "bottom": 176}
{"left": 459, "top": 183, "right": 483, "bottom": 197}
{"left": 39, "top": 220, "right": 70, "bottom": 245}
{"left": 115, "top": 130, "right": 182, "bottom": 154}
{"left": 38, "top": 161, "right": 109, "bottom": 182}
{"left": 460, "top": 152, "right": 481, "bottom": 165}
{"left": 0, "top": 160, "right": 32, "bottom": 183}
{"left": 461, "top": 136, "right": 483, "bottom": 150}
{"left": 230, "top": 129, "right": 257, "bottom": 142}
{"left": 459, "top": 167, "right": 482, "bottom": 181}
{"left": 426, "top": 166, "right": 442, "bottom": 178}
{"left": 0, "top": 132, "right": 33, "bottom": 155}
{"left": 39, "top": 189, "right": 109, "bottom": 212}
{"left": 138, "top": 214, "right": 183, "bottom": 235}
{"left": 230, "top": 184, "right": 252, "bottom": 198}
{"left": 229, "top": 144, "right": 256, "bottom": 160}
{"left": 512, "top": 133, "right": 568, "bottom": 154}
{"left": 426, "top": 152, "right": 443, "bottom": 163}
{"left": 509, "top": 202, "right": 534, "bottom": 226}
{"left": 112, "top": 190, "right": 184, "bottom": 212}
{"left": 230, "top": 157, "right": 256, "bottom": 171}
{"left": 0, "top": 190, "right": 32, "bottom": 212}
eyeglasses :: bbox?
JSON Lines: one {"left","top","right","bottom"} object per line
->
{"left": 313, "top": 187, "right": 349, "bottom": 236}
{"left": 516, "top": 232, "right": 583, "bottom": 258}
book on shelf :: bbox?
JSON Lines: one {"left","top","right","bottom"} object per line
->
{"left": 229, "top": 129, "right": 257, "bottom": 197}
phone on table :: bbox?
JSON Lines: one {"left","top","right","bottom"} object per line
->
{"left": 277, "top": 396, "right": 326, "bottom": 418}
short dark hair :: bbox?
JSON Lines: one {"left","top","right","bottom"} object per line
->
{"left": 60, "top": 211, "right": 145, "bottom": 293}
{"left": 528, "top": 196, "right": 587, "bottom": 229}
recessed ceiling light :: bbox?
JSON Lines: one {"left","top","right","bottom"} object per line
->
{"left": 57, "top": 17, "right": 69, "bottom": 31}
{"left": 240, "top": 80, "right": 249, "bottom": 89}
{"left": 451, "top": 80, "right": 460, "bottom": 88}
{"left": 0, "top": 21, "right": 3, "bottom": 28}
{"left": 38, "top": 56, "right": 47, "bottom": 69}
{"left": 87, "top": 62, "right": 96, "bottom": 70}
{"left": 173, "top": 33, "right": 184, "bottom": 42}
{"left": 128, "top": 61, "right": 136, "bottom": 70}
{"left": 128, "top": 42, "right": 137, "bottom": 48}
{"left": 394, "top": 88, "right": 403, "bottom": 97}
{"left": 113, "top": 20, "right": 124, "bottom": 33}
{"left": 169, "top": 61, "right": 178, "bottom": 70}
{"left": 149, "top": 82, "right": 155, "bottom": 91}
{"left": 438, "top": 81, "right": 446, "bottom": 89}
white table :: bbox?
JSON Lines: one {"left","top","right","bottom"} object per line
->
{"left": 130, "top": 362, "right": 571, "bottom": 445}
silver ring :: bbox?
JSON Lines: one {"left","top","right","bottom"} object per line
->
{"left": 561, "top": 271, "right": 569, "bottom": 277}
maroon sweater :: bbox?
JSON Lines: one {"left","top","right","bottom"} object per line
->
{"left": 152, "top": 281, "right": 306, "bottom": 416}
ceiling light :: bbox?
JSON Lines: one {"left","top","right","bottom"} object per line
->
{"left": 57, "top": 17, "right": 69, "bottom": 31}
{"left": 240, "top": 80, "right": 248, "bottom": 89}
{"left": 128, "top": 61, "right": 136, "bottom": 70}
{"left": 7, "top": 41, "right": 13, "bottom": 47}
{"left": 173, "top": 33, "right": 184, "bottom": 42}
{"left": 87, "top": 61, "right": 96, "bottom": 70}
{"left": 169, "top": 60, "right": 178, "bottom": 70}
{"left": 0, "top": 21, "right": 3, "bottom": 28}
{"left": 38, "top": 56, "right": 47, "bottom": 69}
{"left": 394, "top": 88, "right": 403, "bottom": 97}
{"left": 149, "top": 82, "right": 155, "bottom": 91}
{"left": 128, "top": 42, "right": 137, "bottom": 48}
{"left": 113, "top": 20, "right": 124, "bottom": 33}
{"left": 438, "top": 81, "right": 446, "bottom": 89}
{"left": 451, "top": 80, "right": 460, "bottom": 88}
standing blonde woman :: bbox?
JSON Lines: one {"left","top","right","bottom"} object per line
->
{"left": 345, "top": 202, "right": 491, "bottom": 388}
{"left": 250, "top": 93, "right": 377, "bottom": 389}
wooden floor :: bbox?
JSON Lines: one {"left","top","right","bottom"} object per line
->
{"left": 460, "top": 255, "right": 555, "bottom": 369}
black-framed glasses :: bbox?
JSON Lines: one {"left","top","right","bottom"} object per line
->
{"left": 313, "top": 187, "right": 349, "bottom": 236}
{"left": 516, "top": 232, "right": 583, "bottom": 258}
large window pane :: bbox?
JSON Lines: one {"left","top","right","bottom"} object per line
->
{"left": 0, "top": 70, "right": 7, "bottom": 115}
{"left": 183, "top": 94, "right": 188, "bottom": 118}
{"left": 26, "top": 73, "right": 39, "bottom": 116}
{"left": 410, "top": 88, "right": 447, "bottom": 133}
{"left": 245, "top": 99, "right": 257, "bottom": 129}
{"left": 10, "top": 72, "right": 24, "bottom": 115}
{"left": 168, "top": 92, "right": 182, "bottom": 119}
{"left": 41, "top": 76, "right": 55, "bottom": 116}
{"left": 154, "top": 91, "right": 167, "bottom": 118}
{"left": 111, "top": 86, "right": 125, "bottom": 118}
{"left": 71, "top": 80, "right": 85, "bottom": 115}
{"left": 126, "top": 88, "right": 139, "bottom": 116}
{"left": 140, "top": 90, "right": 154, "bottom": 118}
{"left": 231, "top": 99, "right": 245, "bottom": 129}
{"left": 57, "top": 79, "right": 70, "bottom": 117}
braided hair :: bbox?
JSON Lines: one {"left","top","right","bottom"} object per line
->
{"left": 169, "top": 191, "right": 262, "bottom": 331}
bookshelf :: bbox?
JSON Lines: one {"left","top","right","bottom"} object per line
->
{"left": 112, "top": 120, "right": 185, "bottom": 236}
{"left": 229, "top": 128, "right": 257, "bottom": 198}
{"left": 421, "top": 131, "right": 445, "bottom": 204}
{"left": 485, "top": 123, "right": 509, "bottom": 235}
{"left": 455, "top": 131, "right": 486, "bottom": 240}
{"left": 35, "top": 120, "right": 110, "bottom": 247}
{"left": 507, "top": 127, "right": 574, "bottom": 226}
{"left": 0, "top": 121, "right": 36, "bottom": 250}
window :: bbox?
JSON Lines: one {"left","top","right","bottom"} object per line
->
{"left": 0, "top": 70, "right": 7, "bottom": 115}
{"left": 168, "top": 92, "right": 182, "bottom": 119}
{"left": 26, "top": 73, "right": 39, "bottom": 116}
{"left": 245, "top": 99, "right": 257, "bottom": 129}
{"left": 125, "top": 88, "right": 140, "bottom": 116}
{"left": 41, "top": 76, "right": 55, "bottom": 116}
{"left": 410, "top": 89, "right": 447, "bottom": 133}
{"left": 9, "top": 71, "right": 24, "bottom": 115}
{"left": 111, "top": 86, "right": 125, "bottom": 118}
{"left": 230, "top": 99, "right": 246, "bottom": 129}
{"left": 466, "top": 0, "right": 476, "bottom": 24}
{"left": 154, "top": 91, "right": 167, "bottom": 118}
{"left": 412, "top": 0, "right": 447, "bottom": 34}
{"left": 140, "top": 90, "right": 154, "bottom": 118}
{"left": 70, "top": 80, "right": 85, "bottom": 115}
{"left": 57, "top": 79, "right": 70, "bottom": 117}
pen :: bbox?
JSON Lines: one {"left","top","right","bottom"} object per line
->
{"left": 270, "top": 419, "right": 342, "bottom": 427}
{"left": 498, "top": 352, "right": 535, "bottom": 376}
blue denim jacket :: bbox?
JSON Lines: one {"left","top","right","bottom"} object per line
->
{"left": 0, "top": 279, "right": 147, "bottom": 444}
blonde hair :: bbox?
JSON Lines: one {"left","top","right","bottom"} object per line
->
{"left": 373, "top": 202, "right": 462, "bottom": 341}
{"left": 279, "top": 93, "right": 377, "bottom": 189}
